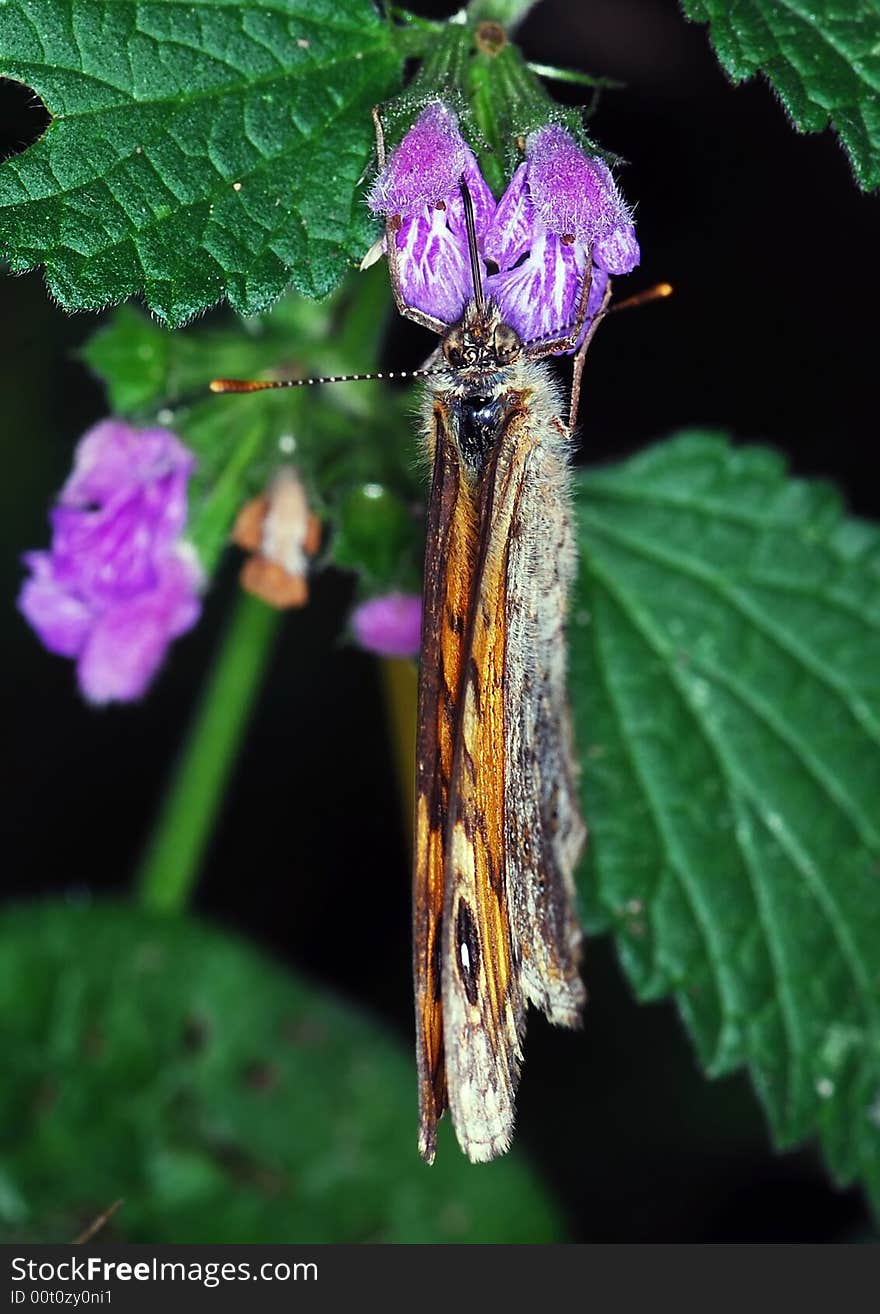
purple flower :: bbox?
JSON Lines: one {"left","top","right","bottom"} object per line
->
{"left": 368, "top": 101, "right": 496, "bottom": 326}
{"left": 351, "top": 593, "right": 422, "bottom": 659}
{"left": 18, "top": 419, "right": 203, "bottom": 704}
{"left": 368, "top": 104, "right": 639, "bottom": 349}
{"left": 524, "top": 125, "right": 639, "bottom": 274}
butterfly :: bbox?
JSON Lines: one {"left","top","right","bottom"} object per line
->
{"left": 367, "top": 108, "right": 621, "bottom": 1162}
{"left": 212, "top": 103, "right": 663, "bottom": 1162}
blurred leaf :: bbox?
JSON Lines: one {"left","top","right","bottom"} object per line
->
{"left": 82, "top": 277, "right": 425, "bottom": 584}
{"left": 0, "top": 0, "right": 402, "bottom": 325}
{"left": 573, "top": 431, "right": 880, "bottom": 1213}
{"left": 0, "top": 900, "right": 563, "bottom": 1243}
{"left": 682, "top": 0, "right": 880, "bottom": 190}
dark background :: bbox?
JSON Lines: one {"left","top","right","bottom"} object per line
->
{"left": 2, "top": 0, "right": 878, "bottom": 1241}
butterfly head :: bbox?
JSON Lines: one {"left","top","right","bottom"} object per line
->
{"left": 442, "top": 301, "right": 522, "bottom": 380}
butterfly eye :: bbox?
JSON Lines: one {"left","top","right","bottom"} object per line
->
{"left": 493, "top": 323, "right": 521, "bottom": 363}
{"left": 443, "top": 335, "right": 465, "bottom": 369}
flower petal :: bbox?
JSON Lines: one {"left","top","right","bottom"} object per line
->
{"left": 351, "top": 593, "right": 422, "bottom": 659}
{"left": 394, "top": 207, "right": 473, "bottom": 326}
{"left": 61, "top": 419, "right": 194, "bottom": 512}
{"left": 371, "top": 103, "right": 497, "bottom": 325}
{"left": 444, "top": 152, "right": 497, "bottom": 246}
{"left": 586, "top": 263, "right": 611, "bottom": 322}
{"left": 17, "top": 551, "right": 92, "bottom": 658}
{"left": 594, "top": 222, "right": 640, "bottom": 275}
{"left": 20, "top": 419, "right": 202, "bottom": 703}
{"left": 483, "top": 163, "right": 534, "bottom": 270}
{"left": 487, "top": 223, "right": 587, "bottom": 345}
{"left": 526, "top": 125, "right": 634, "bottom": 254}
{"left": 76, "top": 552, "right": 202, "bottom": 705}
{"left": 47, "top": 423, "right": 195, "bottom": 607}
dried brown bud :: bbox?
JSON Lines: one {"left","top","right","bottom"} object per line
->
{"left": 232, "top": 467, "right": 320, "bottom": 610}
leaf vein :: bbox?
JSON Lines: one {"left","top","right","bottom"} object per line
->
{"left": 687, "top": 651, "right": 880, "bottom": 851}
{"left": 586, "top": 546, "right": 880, "bottom": 1047}
{"left": 580, "top": 510, "right": 880, "bottom": 748}
{"left": 588, "top": 561, "right": 807, "bottom": 1106}
{"left": 585, "top": 570, "right": 745, "bottom": 1038}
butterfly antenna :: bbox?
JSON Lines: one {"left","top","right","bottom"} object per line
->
{"left": 459, "top": 177, "right": 485, "bottom": 313}
{"left": 210, "top": 367, "right": 444, "bottom": 393}
{"left": 519, "top": 282, "right": 673, "bottom": 353}
{"left": 611, "top": 282, "right": 673, "bottom": 314}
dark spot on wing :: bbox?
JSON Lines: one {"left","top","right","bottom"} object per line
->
{"left": 485, "top": 842, "right": 503, "bottom": 895}
{"left": 455, "top": 899, "right": 481, "bottom": 1006}
{"left": 467, "top": 655, "right": 481, "bottom": 708}
{"left": 446, "top": 605, "right": 464, "bottom": 635}
{"left": 428, "top": 774, "right": 447, "bottom": 832}
{"left": 431, "top": 913, "right": 444, "bottom": 1002}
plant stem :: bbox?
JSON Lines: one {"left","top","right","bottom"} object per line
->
{"left": 189, "top": 419, "right": 267, "bottom": 576}
{"left": 136, "top": 591, "right": 281, "bottom": 913}
{"left": 526, "top": 62, "right": 624, "bottom": 90}
{"left": 379, "top": 656, "right": 418, "bottom": 853}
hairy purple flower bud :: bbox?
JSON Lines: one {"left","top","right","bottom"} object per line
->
{"left": 18, "top": 419, "right": 203, "bottom": 704}
{"left": 368, "top": 101, "right": 472, "bottom": 216}
{"left": 368, "top": 102, "right": 496, "bottom": 325}
{"left": 483, "top": 128, "right": 638, "bottom": 347}
{"left": 524, "top": 124, "right": 639, "bottom": 276}
{"left": 367, "top": 105, "right": 639, "bottom": 350}
{"left": 351, "top": 592, "right": 422, "bottom": 659}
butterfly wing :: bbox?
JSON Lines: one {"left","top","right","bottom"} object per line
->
{"left": 503, "top": 400, "right": 586, "bottom": 1025}
{"left": 439, "top": 399, "right": 537, "bottom": 1163}
{"left": 414, "top": 401, "right": 475, "bottom": 1164}
{"left": 416, "top": 364, "right": 586, "bottom": 1165}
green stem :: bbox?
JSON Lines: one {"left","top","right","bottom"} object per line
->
{"left": 526, "top": 62, "right": 624, "bottom": 90}
{"left": 378, "top": 656, "right": 418, "bottom": 851}
{"left": 189, "top": 419, "right": 267, "bottom": 576}
{"left": 136, "top": 591, "right": 281, "bottom": 913}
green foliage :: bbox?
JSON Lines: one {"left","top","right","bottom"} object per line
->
{"left": 81, "top": 277, "right": 424, "bottom": 586}
{"left": 682, "top": 0, "right": 880, "bottom": 190}
{"left": 0, "top": 901, "right": 563, "bottom": 1243}
{"left": 573, "top": 431, "right": 880, "bottom": 1211}
{"left": 0, "top": 0, "right": 402, "bottom": 325}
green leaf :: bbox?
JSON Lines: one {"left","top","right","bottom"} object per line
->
{"left": 572, "top": 431, "right": 880, "bottom": 1212}
{"left": 681, "top": 0, "right": 880, "bottom": 190}
{"left": 0, "top": 0, "right": 402, "bottom": 325}
{"left": 0, "top": 901, "right": 563, "bottom": 1243}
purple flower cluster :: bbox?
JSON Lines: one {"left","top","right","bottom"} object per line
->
{"left": 368, "top": 102, "right": 639, "bottom": 346}
{"left": 18, "top": 419, "right": 203, "bottom": 704}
